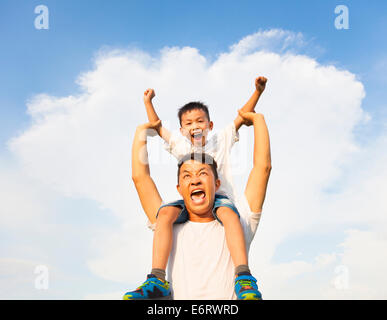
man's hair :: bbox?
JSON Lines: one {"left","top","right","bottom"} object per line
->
{"left": 177, "top": 101, "right": 210, "bottom": 126}
{"left": 177, "top": 153, "right": 218, "bottom": 183}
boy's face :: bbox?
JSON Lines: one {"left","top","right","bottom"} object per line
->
{"left": 180, "top": 109, "right": 213, "bottom": 147}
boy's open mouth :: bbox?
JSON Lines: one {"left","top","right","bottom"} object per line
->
{"left": 190, "top": 189, "right": 206, "bottom": 205}
{"left": 191, "top": 130, "right": 203, "bottom": 142}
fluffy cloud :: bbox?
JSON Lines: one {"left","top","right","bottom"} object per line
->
{"left": 0, "top": 163, "right": 50, "bottom": 230}
{"left": 6, "top": 29, "right": 387, "bottom": 299}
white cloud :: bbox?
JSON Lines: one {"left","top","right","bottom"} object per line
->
{"left": 0, "top": 165, "right": 49, "bottom": 230}
{"left": 229, "top": 29, "right": 306, "bottom": 56}
{"left": 321, "top": 229, "right": 387, "bottom": 299}
{"left": 4, "top": 29, "right": 387, "bottom": 299}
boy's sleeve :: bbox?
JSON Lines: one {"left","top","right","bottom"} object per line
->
{"left": 163, "top": 130, "right": 191, "bottom": 159}
{"left": 218, "top": 122, "right": 240, "bottom": 151}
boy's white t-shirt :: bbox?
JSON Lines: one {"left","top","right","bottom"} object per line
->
{"left": 164, "top": 122, "right": 239, "bottom": 202}
{"left": 166, "top": 194, "right": 262, "bottom": 300}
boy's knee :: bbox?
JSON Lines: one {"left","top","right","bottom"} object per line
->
{"left": 158, "top": 206, "right": 181, "bottom": 222}
{"left": 216, "top": 206, "right": 239, "bottom": 222}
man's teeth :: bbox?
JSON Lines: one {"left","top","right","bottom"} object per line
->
{"left": 191, "top": 190, "right": 205, "bottom": 199}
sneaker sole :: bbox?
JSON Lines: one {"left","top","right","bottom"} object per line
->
{"left": 123, "top": 295, "right": 172, "bottom": 300}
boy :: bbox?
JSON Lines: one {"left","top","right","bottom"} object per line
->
{"left": 124, "top": 77, "right": 267, "bottom": 300}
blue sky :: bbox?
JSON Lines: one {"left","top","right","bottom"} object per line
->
{"left": 1, "top": 0, "right": 387, "bottom": 148}
{"left": 1, "top": 1, "right": 387, "bottom": 299}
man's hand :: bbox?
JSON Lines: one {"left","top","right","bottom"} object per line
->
{"left": 143, "top": 88, "right": 156, "bottom": 103}
{"left": 255, "top": 76, "right": 267, "bottom": 94}
{"left": 137, "top": 120, "right": 162, "bottom": 137}
{"left": 238, "top": 109, "right": 261, "bottom": 127}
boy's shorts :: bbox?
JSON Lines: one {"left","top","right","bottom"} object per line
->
{"left": 156, "top": 194, "right": 240, "bottom": 225}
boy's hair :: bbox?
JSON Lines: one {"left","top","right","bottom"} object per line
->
{"left": 178, "top": 101, "right": 210, "bottom": 126}
{"left": 177, "top": 153, "right": 218, "bottom": 183}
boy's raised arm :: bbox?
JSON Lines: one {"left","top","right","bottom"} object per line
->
{"left": 132, "top": 121, "right": 163, "bottom": 224}
{"left": 234, "top": 77, "right": 267, "bottom": 131}
{"left": 143, "top": 88, "right": 171, "bottom": 143}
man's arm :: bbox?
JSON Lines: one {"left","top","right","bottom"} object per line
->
{"left": 238, "top": 110, "right": 271, "bottom": 213}
{"left": 143, "top": 88, "right": 171, "bottom": 143}
{"left": 234, "top": 77, "right": 267, "bottom": 131}
{"left": 131, "top": 121, "right": 163, "bottom": 224}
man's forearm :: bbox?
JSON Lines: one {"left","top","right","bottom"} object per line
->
{"left": 131, "top": 124, "right": 163, "bottom": 223}
{"left": 132, "top": 125, "right": 151, "bottom": 180}
{"left": 252, "top": 114, "right": 271, "bottom": 169}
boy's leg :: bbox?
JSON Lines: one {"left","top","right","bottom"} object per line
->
{"left": 123, "top": 204, "right": 182, "bottom": 300}
{"left": 215, "top": 204, "right": 262, "bottom": 300}
{"left": 151, "top": 205, "right": 181, "bottom": 277}
{"left": 216, "top": 207, "right": 249, "bottom": 270}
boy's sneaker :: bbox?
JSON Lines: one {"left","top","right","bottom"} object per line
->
{"left": 123, "top": 274, "right": 171, "bottom": 300}
{"left": 234, "top": 273, "right": 262, "bottom": 300}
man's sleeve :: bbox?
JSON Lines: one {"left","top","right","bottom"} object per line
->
{"left": 146, "top": 199, "right": 167, "bottom": 231}
{"left": 147, "top": 219, "right": 156, "bottom": 231}
{"left": 236, "top": 195, "right": 262, "bottom": 248}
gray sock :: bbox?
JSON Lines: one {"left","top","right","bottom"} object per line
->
{"left": 151, "top": 268, "right": 166, "bottom": 281}
{"left": 235, "top": 264, "right": 251, "bottom": 276}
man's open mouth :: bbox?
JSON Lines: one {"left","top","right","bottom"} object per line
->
{"left": 190, "top": 189, "right": 206, "bottom": 204}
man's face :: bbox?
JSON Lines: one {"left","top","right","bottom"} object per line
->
{"left": 180, "top": 109, "right": 213, "bottom": 147}
{"left": 177, "top": 159, "right": 220, "bottom": 219}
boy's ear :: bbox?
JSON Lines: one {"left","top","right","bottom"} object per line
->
{"left": 209, "top": 121, "right": 214, "bottom": 131}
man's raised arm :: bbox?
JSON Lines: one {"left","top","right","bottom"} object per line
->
{"left": 238, "top": 110, "right": 272, "bottom": 213}
{"left": 131, "top": 121, "right": 163, "bottom": 224}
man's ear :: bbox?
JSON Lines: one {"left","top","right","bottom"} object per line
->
{"left": 176, "top": 184, "right": 182, "bottom": 196}
{"left": 215, "top": 179, "right": 221, "bottom": 191}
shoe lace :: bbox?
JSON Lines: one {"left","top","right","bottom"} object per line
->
{"left": 136, "top": 280, "right": 151, "bottom": 290}
{"left": 236, "top": 279, "right": 253, "bottom": 289}
{"left": 137, "top": 279, "right": 168, "bottom": 290}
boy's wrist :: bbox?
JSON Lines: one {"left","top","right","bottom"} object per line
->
{"left": 255, "top": 88, "right": 263, "bottom": 95}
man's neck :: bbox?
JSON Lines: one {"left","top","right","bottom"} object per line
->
{"left": 187, "top": 210, "right": 215, "bottom": 222}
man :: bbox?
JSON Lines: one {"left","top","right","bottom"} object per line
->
{"left": 128, "top": 109, "right": 271, "bottom": 299}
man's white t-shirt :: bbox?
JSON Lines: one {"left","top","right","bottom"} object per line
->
{"left": 166, "top": 195, "right": 262, "bottom": 300}
{"left": 164, "top": 123, "right": 239, "bottom": 202}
